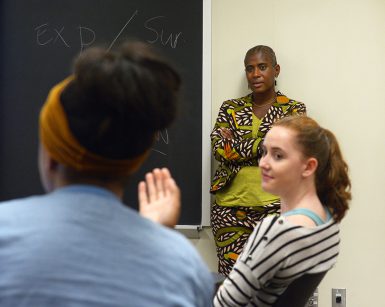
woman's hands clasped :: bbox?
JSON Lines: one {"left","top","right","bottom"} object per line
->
{"left": 219, "top": 127, "right": 233, "bottom": 139}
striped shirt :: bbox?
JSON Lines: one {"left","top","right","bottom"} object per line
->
{"left": 214, "top": 215, "right": 340, "bottom": 306}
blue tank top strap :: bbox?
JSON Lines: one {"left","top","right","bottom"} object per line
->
{"left": 282, "top": 208, "right": 326, "bottom": 226}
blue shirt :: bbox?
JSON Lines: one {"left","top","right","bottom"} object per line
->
{"left": 0, "top": 185, "right": 214, "bottom": 306}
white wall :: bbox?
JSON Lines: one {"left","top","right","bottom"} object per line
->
{"left": 193, "top": 1, "right": 385, "bottom": 306}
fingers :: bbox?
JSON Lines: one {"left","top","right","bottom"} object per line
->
{"left": 138, "top": 181, "right": 148, "bottom": 207}
{"left": 219, "top": 128, "right": 233, "bottom": 139}
{"left": 141, "top": 168, "right": 172, "bottom": 202}
{"left": 165, "top": 176, "right": 180, "bottom": 200}
{"left": 160, "top": 167, "right": 171, "bottom": 180}
{"left": 160, "top": 168, "right": 172, "bottom": 197}
{"left": 138, "top": 167, "right": 181, "bottom": 227}
{"left": 145, "top": 171, "right": 157, "bottom": 202}
{"left": 153, "top": 168, "right": 165, "bottom": 198}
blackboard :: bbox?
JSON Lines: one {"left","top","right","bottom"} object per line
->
{"left": 0, "top": 0, "right": 210, "bottom": 226}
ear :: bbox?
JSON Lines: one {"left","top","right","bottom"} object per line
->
{"left": 274, "top": 64, "right": 280, "bottom": 78}
{"left": 40, "top": 146, "right": 59, "bottom": 172}
{"left": 47, "top": 156, "right": 59, "bottom": 171}
{"left": 302, "top": 157, "right": 318, "bottom": 178}
{"left": 38, "top": 143, "right": 60, "bottom": 192}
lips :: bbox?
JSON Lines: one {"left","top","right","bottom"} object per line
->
{"left": 251, "top": 82, "right": 263, "bottom": 89}
{"left": 261, "top": 172, "right": 273, "bottom": 182}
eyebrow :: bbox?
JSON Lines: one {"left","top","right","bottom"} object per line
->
{"left": 265, "top": 146, "right": 285, "bottom": 153}
{"left": 246, "top": 62, "right": 268, "bottom": 66}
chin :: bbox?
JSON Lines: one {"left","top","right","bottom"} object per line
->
{"left": 262, "top": 182, "right": 273, "bottom": 194}
{"left": 252, "top": 88, "right": 266, "bottom": 94}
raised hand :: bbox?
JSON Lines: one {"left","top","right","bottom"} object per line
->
{"left": 138, "top": 168, "right": 181, "bottom": 227}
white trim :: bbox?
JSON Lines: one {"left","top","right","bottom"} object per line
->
{"left": 174, "top": 225, "right": 202, "bottom": 239}
{"left": 201, "top": 0, "right": 212, "bottom": 226}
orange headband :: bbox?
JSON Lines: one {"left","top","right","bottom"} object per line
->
{"left": 39, "top": 77, "right": 147, "bottom": 176}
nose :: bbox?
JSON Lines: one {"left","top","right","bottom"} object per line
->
{"left": 259, "top": 155, "right": 268, "bottom": 169}
{"left": 252, "top": 68, "right": 261, "bottom": 78}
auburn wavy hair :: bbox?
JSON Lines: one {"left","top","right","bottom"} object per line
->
{"left": 273, "top": 116, "right": 351, "bottom": 222}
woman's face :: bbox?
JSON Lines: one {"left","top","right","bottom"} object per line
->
{"left": 245, "top": 52, "right": 280, "bottom": 95}
{"left": 259, "top": 126, "right": 308, "bottom": 197}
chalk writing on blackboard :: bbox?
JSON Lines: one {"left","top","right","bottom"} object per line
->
{"left": 35, "top": 23, "right": 96, "bottom": 50}
{"left": 144, "top": 16, "right": 182, "bottom": 49}
{"left": 34, "top": 10, "right": 183, "bottom": 51}
{"left": 152, "top": 129, "right": 169, "bottom": 156}
{"left": 107, "top": 10, "right": 139, "bottom": 51}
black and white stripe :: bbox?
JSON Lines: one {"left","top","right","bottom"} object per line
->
{"left": 214, "top": 216, "right": 340, "bottom": 306}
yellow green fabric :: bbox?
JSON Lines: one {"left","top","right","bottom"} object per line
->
{"left": 215, "top": 166, "right": 279, "bottom": 207}
{"left": 215, "top": 115, "right": 279, "bottom": 207}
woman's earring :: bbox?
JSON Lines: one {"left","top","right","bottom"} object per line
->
{"left": 274, "top": 79, "right": 277, "bottom": 86}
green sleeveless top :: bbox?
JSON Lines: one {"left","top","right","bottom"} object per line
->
{"left": 215, "top": 114, "right": 279, "bottom": 207}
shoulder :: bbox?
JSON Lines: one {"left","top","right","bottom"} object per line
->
{"left": 243, "top": 216, "right": 282, "bottom": 250}
{"left": 245, "top": 217, "right": 340, "bottom": 267}
{"left": 0, "top": 195, "right": 44, "bottom": 215}
{"left": 276, "top": 91, "right": 306, "bottom": 107}
{"left": 284, "top": 214, "right": 318, "bottom": 228}
{"left": 250, "top": 215, "right": 339, "bottom": 247}
{"left": 221, "top": 93, "right": 253, "bottom": 108}
{"left": 266, "top": 217, "right": 340, "bottom": 247}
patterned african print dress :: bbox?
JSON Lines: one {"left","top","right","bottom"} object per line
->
{"left": 210, "top": 91, "right": 306, "bottom": 276}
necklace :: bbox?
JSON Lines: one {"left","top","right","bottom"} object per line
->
{"left": 252, "top": 95, "right": 276, "bottom": 108}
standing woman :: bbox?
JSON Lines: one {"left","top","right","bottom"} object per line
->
{"left": 210, "top": 45, "right": 306, "bottom": 276}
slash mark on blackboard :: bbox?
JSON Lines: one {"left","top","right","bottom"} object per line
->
{"left": 108, "top": 10, "right": 139, "bottom": 51}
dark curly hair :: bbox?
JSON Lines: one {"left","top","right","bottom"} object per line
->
{"left": 60, "top": 41, "right": 181, "bottom": 160}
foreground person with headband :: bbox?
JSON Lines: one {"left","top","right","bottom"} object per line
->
{"left": 0, "top": 42, "right": 213, "bottom": 306}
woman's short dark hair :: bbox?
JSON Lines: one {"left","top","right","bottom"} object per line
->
{"left": 244, "top": 45, "right": 277, "bottom": 66}
{"left": 60, "top": 41, "right": 181, "bottom": 160}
